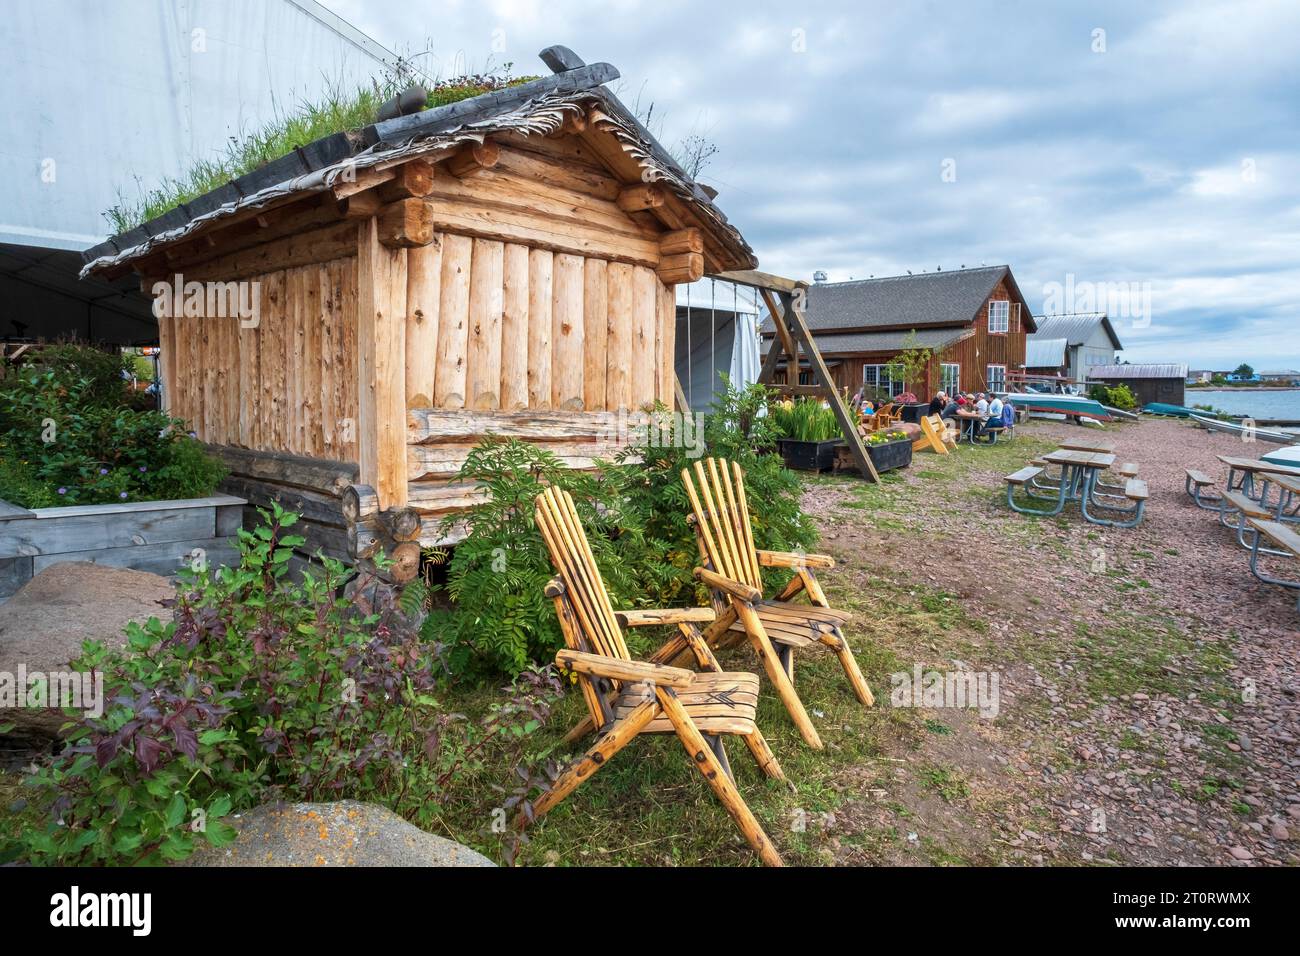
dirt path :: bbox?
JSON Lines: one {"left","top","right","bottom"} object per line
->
{"left": 807, "top": 417, "right": 1298, "bottom": 866}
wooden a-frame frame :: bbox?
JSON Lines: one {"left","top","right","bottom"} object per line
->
{"left": 714, "top": 270, "right": 880, "bottom": 482}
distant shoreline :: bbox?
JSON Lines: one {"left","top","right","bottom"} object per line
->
{"left": 1187, "top": 385, "right": 1300, "bottom": 392}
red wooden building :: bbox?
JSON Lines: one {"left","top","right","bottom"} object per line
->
{"left": 762, "top": 265, "right": 1035, "bottom": 398}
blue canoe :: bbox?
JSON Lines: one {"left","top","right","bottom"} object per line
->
{"left": 1006, "top": 393, "right": 1112, "bottom": 420}
{"left": 1141, "top": 402, "right": 1204, "bottom": 418}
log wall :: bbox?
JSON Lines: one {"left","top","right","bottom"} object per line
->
{"left": 157, "top": 254, "right": 360, "bottom": 462}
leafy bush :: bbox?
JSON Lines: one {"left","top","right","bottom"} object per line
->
{"left": 424, "top": 381, "right": 819, "bottom": 678}
{"left": 0, "top": 355, "right": 225, "bottom": 507}
{"left": 1087, "top": 383, "right": 1138, "bottom": 411}
{"left": 423, "top": 440, "right": 643, "bottom": 677}
{"left": 771, "top": 398, "right": 840, "bottom": 442}
{"left": 12, "top": 505, "right": 562, "bottom": 865}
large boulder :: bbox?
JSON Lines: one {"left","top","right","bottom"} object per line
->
{"left": 181, "top": 801, "right": 496, "bottom": 867}
{"left": 0, "top": 561, "right": 173, "bottom": 737}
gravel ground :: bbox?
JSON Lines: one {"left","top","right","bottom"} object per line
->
{"left": 805, "top": 417, "right": 1298, "bottom": 866}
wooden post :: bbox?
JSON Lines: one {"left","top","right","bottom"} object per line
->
{"left": 356, "top": 217, "right": 409, "bottom": 509}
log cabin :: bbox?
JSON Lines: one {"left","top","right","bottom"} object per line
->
{"left": 80, "top": 46, "right": 757, "bottom": 581}
{"left": 761, "top": 265, "right": 1036, "bottom": 401}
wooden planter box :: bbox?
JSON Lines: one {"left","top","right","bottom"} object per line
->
{"left": 777, "top": 438, "right": 841, "bottom": 472}
{"left": 865, "top": 437, "right": 914, "bottom": 473}
{"left": 0, "top": 494, "right": 245, "bottom": 599}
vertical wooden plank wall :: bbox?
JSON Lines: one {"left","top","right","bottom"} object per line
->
{"left": 157, "top": 258, "right": 358, "bottom": 462}
{"left": 399, "top": 234, "right": 670, "bottom": 417}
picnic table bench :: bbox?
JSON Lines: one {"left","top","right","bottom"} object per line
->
{"left": 1185, "top": 468, "right": 1220, "bottom": 509}
{"left": 1245, "top": 518, "right": 1300, "bottom": 613}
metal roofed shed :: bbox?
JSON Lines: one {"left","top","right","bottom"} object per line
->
{"left": 80, "top": 44, "right": 759, "bottom": 582}
{"left": 1027, "top": 312, "right": 1123, "bottom": 383}
{"left": 1087, "top": 363, "right": 1188, "bottom": 408}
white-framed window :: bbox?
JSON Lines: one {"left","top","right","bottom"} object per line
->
{"left": 941, "top": 363, "right": 960, "bottom": 396}
{"left": 862, "top": 364, "right": 906, "bottom": 397}
{"left": 988, "top": 300, "right": 1010, "bottom": 334}
{"left": 986, "top": 364, "right": 1007, "bottom": 393}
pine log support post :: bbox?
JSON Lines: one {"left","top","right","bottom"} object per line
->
{"left": 356, "top": 217, "right": 410, "bottom": 512}
{"left": 776, "top": 288, "right": 878, "bottom": 481}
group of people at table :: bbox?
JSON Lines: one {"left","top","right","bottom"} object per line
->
{"left": 851, "top": 389, "right": 1014, "bottom": 442}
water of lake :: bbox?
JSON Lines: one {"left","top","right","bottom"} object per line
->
{"left": 1189, "top": 389, "right": 1300, "bottom": 427}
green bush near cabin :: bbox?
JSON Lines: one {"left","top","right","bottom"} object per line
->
{"left": 1087, "top": 383, "right": 1138, "bottom": 411}
{"left": 0, "top": 345, "right": 224, "bottom": 508}
{"left": 424, "top": 381, "right": 816, "bottom": 678}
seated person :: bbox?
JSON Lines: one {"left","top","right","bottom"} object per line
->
{"left": 975, "top": 392, "right": 990, "bottom": 419}
{"left": 928, "top": 390, "right": 946, "bottom": 416}
{"left": 987, "top": 394, "right": 1004, "bottom": 421}
{"left": 940, "top": 397, "right": 959, "bottom": 419}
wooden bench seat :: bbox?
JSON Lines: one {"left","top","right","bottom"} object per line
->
{"left": 1125, "top": 478, "right": 1149, "bottom": 501}
{"left": 1186, "top": 468, "right": 1215, "bottom": 487}
{"left": 1221, "top": 489, "right": 1271, "bottom": 519}
{"left": 1005, "top": 466, "right": 1043, "bottom": 486}
{"left": 1118, "top": 462, "right": 1139, "bottom": 478}
{"left": 1244, "top": 518, "right": 1300, "bottom": 614}
{"left": 1184, "top": 467, "right": 1221, "bottom": 510}
{"left": 1250, "top": 518, "right": 1300, "bottom": 557}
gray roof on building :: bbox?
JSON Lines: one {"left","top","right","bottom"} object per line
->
{"left": 760, "top": 265, "right": 1033, "bottom": 335}
{"left": 1030, "top": 312, "right": 1123, "bottom": 350}
{"left": 1025, "top": 337, "right": 1067, "bottom": 368}
{"left": 1087, "top": 363, "right": 1188, "bottom": 380}
{"left": 762, "top": 327, "right": 973, "bottom": 355}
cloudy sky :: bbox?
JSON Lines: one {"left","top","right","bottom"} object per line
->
{"left": 321, "top": 0, "right": 1300, "bottom": 370}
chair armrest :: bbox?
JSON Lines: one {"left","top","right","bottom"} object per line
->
{"left": 694, "top": 567, "right": 762, "bottom": 603}
{"left": 555, "top": 649, "right": 695, "bottom": 689}
{"left": 615, "top": 607, "right": 717, "bottom": 627}
{"left": 756, "top": 549, "right": 834, "bottom": 570}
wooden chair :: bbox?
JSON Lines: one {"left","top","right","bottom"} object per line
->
{"left": 681, "top": 458, "right": 874, "bottom": 750}
{"left": 526, "top": 486, "right": 785, "bottom": 866}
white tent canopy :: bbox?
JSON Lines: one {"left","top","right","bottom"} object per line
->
{"left": 675, "top": 279, "right": 763, "bottom": 411}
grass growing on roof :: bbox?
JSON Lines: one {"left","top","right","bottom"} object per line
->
{"left": 105, "top": 67, "right": 540, "bottom": 234}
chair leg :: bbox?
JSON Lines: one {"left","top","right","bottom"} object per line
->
{"left": 656, "top": 687, "right": 784, "bottom": 867}
{"left": 735, "top": 601, "right": 823, "bottom": 749}
{"left": 703, "top": 733, "right": 733, "bottom": 781}
{"left": 523, "top": 696, "right": 658, "bottom": 825}
{"left": 742, "top": 728, "right": 785, "bottom": 780}
{"left": 821, "top": 631, "right": 875, "bottom": 706}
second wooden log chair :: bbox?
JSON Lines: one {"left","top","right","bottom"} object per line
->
{"left": 681, "top": 457, "right": 875, "bottom": 751}
{"left": 525, "top": 486, "right": 785, "bottom": 866}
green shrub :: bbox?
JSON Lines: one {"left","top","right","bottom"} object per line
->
{"left": 423, "top": 439, "right": 642, "bottom": 677}
{"left": 1087, "top": 383, "right": 1138, "bottom": 411}
{"left": 0, "top": 362, "right": 224, "bottom": 507}
{"left": 771, "top": 397, "right": 841, "bottom": 442}
{"left": 424, "top": 381, "right": 818, "bottom": 678}
{"left": 11, "top": 505, "right": 562, "bottom": 865}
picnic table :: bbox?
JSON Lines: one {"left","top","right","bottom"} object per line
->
{"left": 1006, "top": 448, "right": 1146, "bottom": 526}
{"left": 1259, "top": 473, "right": 1300, "bottom": 518}
{"left": 954, "top": 409, "right": 984, "bottom": 443}
{"left": 1058, "top": 438, "right": 1116, "bottom": 455}
{"left": 1217, "top": 455, "right": 1300, "bottom": 500}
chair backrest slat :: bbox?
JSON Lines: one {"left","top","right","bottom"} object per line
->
{"left": 682, "top": 457, "right": 762, "bottom": 590}
{"left": 535, "top": 487, "right": 630, "bottom": 662}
